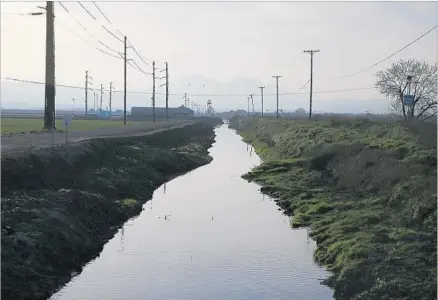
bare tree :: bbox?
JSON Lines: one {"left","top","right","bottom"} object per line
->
{"left": 375, "top": 59, "right": 437, "bottom": 120}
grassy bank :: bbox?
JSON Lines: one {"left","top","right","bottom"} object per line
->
{"left": 230, "top": 116, "right": 436, "bottom": 300}
{"left": 1, "top": 118, "right": 141, "bottom": 135}
{"left": 1, "top": 121, "right": 220, "bottom": 300}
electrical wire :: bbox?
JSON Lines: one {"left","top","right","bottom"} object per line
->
{"left": 1, "top": 76, "right": 375, "bottom": 97}
{"left": 78, "top": 1, "right": 152, "bottom": 68}
{"left": 101, "top": 25, "right": 124, "bottom": 43}
{"left": 77, "top": 1, "right": 96, "bottom": 20}
{"left": 339, "top": 25, "right": 438, "bottom": 79}
{"left": 1, "top": 12, "right": 44, "bottom": 16}
{"left": 298, "top": 79, "right": 310, "bottom": 91}
{"left": 128, "top": 59, "right": 152, "bottom": 76}
{"left": 76, "top": 1, "right": 124, "bottom": 43}
{"left": 57, "top": 2, "right": 122, "bottom": 56}
{"left": 92, "top": 1, "right": 113, "bottom": 25}
{"left": 128, "top": 41, "right": 152, "bottom": 68}
{"left": 54, "top": 19, "right": 122, "bottom": 60}
{"left": 91, "top": 1, "right": 125, "bottom": 41}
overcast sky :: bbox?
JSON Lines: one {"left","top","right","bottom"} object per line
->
{"left": 1, "top": 1, "right": 437, "bottom": 113}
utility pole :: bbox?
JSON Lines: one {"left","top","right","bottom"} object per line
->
{"left": 123, "top": 36, "right": 127, "bottom": 125}
{"left": 184, "top": 93, "right": 187, "bottom": 107}
{"left": 249, "top": 94, "right": 255, "bottom": 115}
{"left": 258, "top": 86, "right": 265, "bottom": 118}
{"left": 85, "top": 71, "right": 88, "bottom": 116}
{"left": 247, "top": 96, "right": 250, "bottom": 116}
{"left": 272, "top": 76, "right": 282, "bottom": 119}
{"left": 152, "top": 61, "right": 156, "bottom": 122}
{"left": 304, "top": 49, "right": 319, "bottom": 120}
{"left": 94, "top": 91, "right": 97, "bottom": 111}
{"left": 84, "top": 71, "right": 93, "bottom": 116}
{"left": 165, "top": 62, "right": 169, "bottom": 121}
{"left": 100, "top": 84, "right": 103, "bottom": 112}
{"left": 109, "top": 82, "right": 113, "bottom": 116}
{"left": 44, "top": 1, "right": 55, "bottom": 130}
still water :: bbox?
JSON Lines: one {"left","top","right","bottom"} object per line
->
{"left": 50, "top": 124, "right": 333, "bottom": 300}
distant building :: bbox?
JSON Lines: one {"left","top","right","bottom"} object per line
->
{"left": 130, "top": 106, "right": 195, "bottom": 120}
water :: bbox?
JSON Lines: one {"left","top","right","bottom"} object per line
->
{"left": 50, "top": 124, "right": 333, "bottom": 300}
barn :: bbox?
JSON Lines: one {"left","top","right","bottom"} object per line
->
{"left": 130, "top": 106, "right": 194, "bottom": 120}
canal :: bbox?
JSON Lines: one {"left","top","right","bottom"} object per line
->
{"left": 50, "top": 124, "right": 333, "bottom": 300}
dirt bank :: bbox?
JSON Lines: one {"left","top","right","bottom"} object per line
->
{"left": 229, "top": 116, "right": 437, "bottom": 300}
{"left": 1, "top": 120, "right": 222, "bottom": 300}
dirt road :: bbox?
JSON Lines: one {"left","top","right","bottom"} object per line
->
{"left": 1, "top": 120, "right": 193, "bottom": 154}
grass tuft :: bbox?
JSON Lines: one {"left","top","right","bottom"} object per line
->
{"left": 230, "top": 116, "right": 437, "bottom": 300}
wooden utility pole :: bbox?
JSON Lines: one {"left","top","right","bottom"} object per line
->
{"left": 44, "top": 1, "right": 55, "bottom": 130}
{"left": 272, "top": 76, "right": 282, "bottom": 119}
{"left": 109, "top": 82, "right": 113, "bottom": 116}
{"left": 247, "top": 96, "right": 250, "bottom": 116}
{"left": 85, "top": 71, "right": 88, "bottom": 116}
{"left": 100, "top": 84, "right": 103, "bottom": 112}
{"left": 165, "top": 62, "right": 169, "bottom": 121}
{"left": 258, "top": 86, "right": 265, "bottom": 118}
{"left": 250, "top": 94, "right": 255, "bottom": 115}
{"left": 304, "top": 49, "right": 319, "bottom": 120}
{"left": 152, "top": 61, "right": 156, "bottom": 122}
{"left": 184, "top": 93, "right": 187, "bottom": 107}
{"left": 123, "top": 36, "right": 127, "bottom": 125}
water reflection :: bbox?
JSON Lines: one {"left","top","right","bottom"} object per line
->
{"left": 50, "top": 125, "right": 332, "bottom": 300}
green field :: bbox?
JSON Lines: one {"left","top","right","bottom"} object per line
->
{"left": 230, "top": 116, "right": 437, "bottom": 300}
{"left": 1, "top": 118, "right": 140, "bottom": 135}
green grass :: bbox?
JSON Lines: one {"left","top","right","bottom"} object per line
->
{"left": 121, "top": 198, "right": 138, "bottom": 208}
{"left": 231, "top": 116, "right": 437, "bottom": 300}
{"left": 1, "top": 118, "right": 141, "bottom": 135}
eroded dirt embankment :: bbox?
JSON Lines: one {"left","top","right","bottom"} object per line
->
{"left": 1, "top": 120, "right": 221, "bottom": 300}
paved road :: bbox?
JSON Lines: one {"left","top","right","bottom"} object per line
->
{"left": 1, "top": 121, "right": 193, "bottom": 154}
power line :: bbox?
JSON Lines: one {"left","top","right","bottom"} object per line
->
{"left": 78, "top": 2, "right": 151, "bottom": 68}
{"left": 1, "top": 12, "right": 45, "bottom": 16}
{"left": 54, "top": 19, "right": 122, "bottom": 60}
{"left": 339, "top": 25, "right": 438, "bottom": 79}
{"left": 128, "top": 42, "right": 152, "bottom": 68}
{"left": 57, "top": 2, "right": 122, "bottom": 56}
{"left": 92, "top": 1, "right": 113, "bottom": 25}
{"left": 91, "top": 1, "right": 125, "bottom": 41}
{"left": 298, "top": 78, "right": 310, "bottom": 91}
{"left": 1, "top": 76, "right": 375, "bottom": 96}
{"left": 77, "top": 1, "right": 96, "bottom": 20}
{"left": 101, "top": 25, "right": 124, "bottom": 43}
{"left": 127, "top": 59, "right": 151, "bottom": 76}
{"left": 96, "top": 47, "right": 122, "bottom": 59}
{"left": 75, "top": 1, "right": 124, "bottom": 43}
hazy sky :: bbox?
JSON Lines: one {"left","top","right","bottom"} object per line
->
{"left": 1, "top": 1, "right": 437, "bottom": 113}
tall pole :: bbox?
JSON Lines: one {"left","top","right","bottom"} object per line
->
{"left": 165, "top": 62, "right": 169, "bottom": 121}
{"left": 258, "top": 86, "right": 265, "bottom": 118}
{"left": 184, "top": 93, "right": 187, "bottom": 107}
{"left": 304, "top": 49, "right": 319, "bottom": 120}
{"left": 109, "top": 82, "right": 113, "bottom": 116}
{"left": 247, "top": 97, "right": 250, "bottom": 116}
{"left": 85, "top": 70, "right": 88, "bottom": 116}
{"left": 272, "top": 76, "right": 282, "bottom": 119}
{"left": 44, "top": 1, "right": 55, "bottom": 130}
{"left": 250, "top": 94, "right": 255, "bottom": 115}
{"left": 100, "top": 84, "right": 103, "bottom": 112}
{"left": 152, "top": 61, "right": 156, "bottom": 122}
{"left": 123, "top": 36, "right": 127, "bottom": 125}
